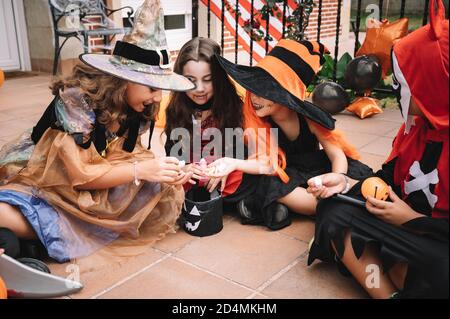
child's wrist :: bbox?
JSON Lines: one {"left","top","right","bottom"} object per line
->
{"left": 338, "top": 173, "right": 350, "bottom": 194}
{"left": 234, "top": 159, "right": 243, "bottom": 171}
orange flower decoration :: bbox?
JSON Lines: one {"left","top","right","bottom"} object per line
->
{"left": 346, "top": 97, "right": 383, "bottom": 119}
{"left": 356, "top": 18, "right": 409, "bottom": 78}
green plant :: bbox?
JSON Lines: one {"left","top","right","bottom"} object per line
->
{"left": 315, "top": 53, "right": 352, "bottom": 86}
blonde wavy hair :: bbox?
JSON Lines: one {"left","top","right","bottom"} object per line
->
{"left": 51, "top": 63, "right": 158, "bottom": 126}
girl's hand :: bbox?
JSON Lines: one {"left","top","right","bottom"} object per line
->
{"left": 307, "top": 173, "right": 347, "bottom": 199}
{"left": 183, "top": 164, "right": 207, "bottom": 185}
{"left": 0, "top": 248, "right": 4, "bottom": 255}
{"left": 139, "top": 157, "right": 182, "bottom": 184}
{"left": 366, "top": 187, "right": 423, "bottom": 226}
{"left": 206, "top": 158, "right": 239, "bottom": 178}
{"left": 206, "top": 175, "right": 228, "bottom": 193}
{"left": 166, "top": 170, "right": 194, "bottom": 186}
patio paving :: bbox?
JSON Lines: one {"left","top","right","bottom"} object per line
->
{"left": 0, "top": 73, "right": 403, "bottom": 299}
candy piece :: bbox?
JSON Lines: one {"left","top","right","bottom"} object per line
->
{"left": 199, "top": 158, "right": 208, "bottom": 169}
{"left": 313, "top": 177, "right": 322, "bottom": 188}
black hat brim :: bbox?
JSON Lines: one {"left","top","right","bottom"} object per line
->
{"left": 216, "top": 54, "right": 335, "bottom": 130}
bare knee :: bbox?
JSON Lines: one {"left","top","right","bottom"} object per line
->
{"left": 0, "top": 202, "right": 36, "bottom": 240}
{"left": 278, "top": 187, "right": 317, "bottom": 215}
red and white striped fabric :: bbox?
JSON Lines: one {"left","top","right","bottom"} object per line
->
{"left": 201, "top": 0, "right": 298, "bottom": 62}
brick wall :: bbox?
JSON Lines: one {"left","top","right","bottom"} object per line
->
{"left": 219, "top": 0, "right": 344, "bottom": 52}
{"left": 305, "top": 0, "right": 344, "bottom": 39}
{"left": 222, "top": 30, "right": 244, "bottom": 54}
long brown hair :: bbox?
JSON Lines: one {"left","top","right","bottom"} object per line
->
{"left": 51, "top": 63, "right": 157, "bottom": 126}
{"left": 164, "top": 37, "right": 243, "bottom": 138}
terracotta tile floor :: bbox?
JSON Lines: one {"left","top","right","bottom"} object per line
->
{"left": 0, "top": 74, "right": 403, "bottom": 299}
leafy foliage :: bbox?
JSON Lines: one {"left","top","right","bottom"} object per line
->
{"left": 238, "top": 0, "right": 315, "bottom": 42}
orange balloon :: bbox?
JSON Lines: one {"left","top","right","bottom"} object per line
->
{"left": 346, "top": 97, "right": 383, "bottom": 119}
{"left": 361, "top": 177, "right": 390, "bottom": 201}
{"left": 0, "top": 69, "right": 5, "bottom": 88}
{"left": 356, "top": 18, "right": 409, "bottom": 78}
{"left": 0, "top": 275, "right": 7, "bottom": 299}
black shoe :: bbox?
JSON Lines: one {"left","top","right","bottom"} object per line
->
{"left": 237, "top": 199, "right": 263, "bottom": 225}
{"left": 264, "top": 203, "right": 291, "bottom": 231}
{"left": 0, "top": 228, "right": 20, "bottom": 259}
{"left": 17, "top": 258, "right": 51, "bottom": 274}
{"left": 19, "top": 240, "right": 48, "bottom": 260}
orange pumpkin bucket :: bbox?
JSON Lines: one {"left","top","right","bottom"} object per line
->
{"left": 361, "top": 177, "right": 389, "bottom": 201}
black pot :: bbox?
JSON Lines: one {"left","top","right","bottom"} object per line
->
{"left": 344, "top": 55, "right": 382, "bottom": 94}
{"left": 181, "top": 187, "right": 223, "bottom": 237}
{"left": 312, "top": 82, "right": 350, "bottom": 115}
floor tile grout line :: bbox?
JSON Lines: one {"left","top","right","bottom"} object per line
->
{"left": 171, "top": 255, "right": 258, "bottom": 296}
{"left": 89, "top": 253, "right": 171, "bottom": 299}
{"left": 247, "top": 250, "right": 310, "bottom": 299}
{"left": 153, "top": 234, "right": 202, "bottom": 255}
{"left": 356, "top": 136, "right": 387, "bottom": 151}
{"left": 359, "top": 150, "right": 391, "bottom": 157}
{"left": 337, "top": 128, "right": 398, "bottom": 137}
{"left": 153, "top": 216, "right": 252, "bottom": 254}
{"left": 276, "top": 231, "right": 313, "bottom": 245}
{"left": 245, "top": 292, "right": 271, "bottom": 299}
{"left": 247, "top": 258, "right": 301, "bottom": 299}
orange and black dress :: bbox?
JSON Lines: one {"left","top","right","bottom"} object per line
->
{"left": 243, "top": 112, "right": 372, "bottom": 228}
{"left": 217, "top": 39, "right": 372, "bottom": 229}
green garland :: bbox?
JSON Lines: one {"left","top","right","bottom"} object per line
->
{"left": 239, "top": 0, "right": 315, "bottom": 42}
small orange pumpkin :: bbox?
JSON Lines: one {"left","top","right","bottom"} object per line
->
{"left": 361, "top": 177, "right": 389, "bottom": 201}
{"left": 0, "top": 69, "right": 5, "bottom": 88}
{"left": 0, "top": 275, "right": 7, "bottom": 299}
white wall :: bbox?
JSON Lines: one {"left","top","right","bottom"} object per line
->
{"left": 0, "top": 0, "right": 31, "bottom": 71}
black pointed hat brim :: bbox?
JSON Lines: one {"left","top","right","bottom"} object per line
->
{"left": 216, "top": 54, "right": 335, "bottom": 130}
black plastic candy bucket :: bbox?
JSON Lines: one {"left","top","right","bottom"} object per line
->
{"left": 181, "top": 187, "right": 223, "bottom": 237}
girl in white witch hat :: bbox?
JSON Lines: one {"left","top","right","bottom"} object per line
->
{"left": 0, "top": 0, "right": 194, "bottom": 263}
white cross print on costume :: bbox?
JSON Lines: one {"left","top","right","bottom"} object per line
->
{"left": 404, "top": 161, "right": 439, "bottom": 209}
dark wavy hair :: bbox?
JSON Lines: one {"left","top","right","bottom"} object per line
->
{"left": 51, "top": 63, "right": 158, "bottom": 126}
{"left": 164, "top": 37, "right": 243, "bottom": 140}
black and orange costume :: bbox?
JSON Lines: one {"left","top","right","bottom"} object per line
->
{"left": 217, "top": 39, "right": 373, "bottom": 230}
{"left": 308, "top": 0, "right": 449, "bottom": 298}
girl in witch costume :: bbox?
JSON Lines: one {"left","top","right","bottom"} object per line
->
{"left": 164, "top": 37, "right": 258, "bottom": 206}
{"left": 0, "top": 0, "right": 195, "bottom": 263}
{"left": 211, "top": 39, "right": 373, "bottom": 230}
{"left": 306, "top": 0, "right": 449, "bottom": 299}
